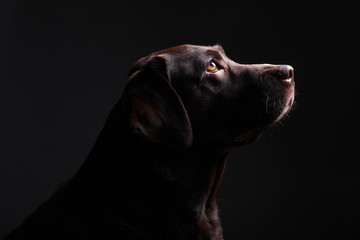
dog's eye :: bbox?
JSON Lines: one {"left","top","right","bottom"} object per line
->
{"left": 207, "top": 60, "right": 219, "bottom": 73}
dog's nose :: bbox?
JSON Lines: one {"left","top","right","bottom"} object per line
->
{"left": 275, "top": 65, "right": 294, "bottom": 82}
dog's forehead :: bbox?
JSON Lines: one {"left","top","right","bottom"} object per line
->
{"left": 154, "top": 44, "right": 227, "bottom": 59}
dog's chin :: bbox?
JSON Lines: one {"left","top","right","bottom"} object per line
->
{"left": 270, "top": 94, "right": 295, "bottom": 126}
{"left": 232, "top": 94, "right": 294, "bottom": 147}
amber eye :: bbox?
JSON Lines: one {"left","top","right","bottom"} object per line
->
{"left": 207, "top": 60, "right": 218, "bottom": 72}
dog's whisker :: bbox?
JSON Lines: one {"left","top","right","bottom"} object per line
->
{"left": 265, "top": 96, "right": 269, "bottom": 114}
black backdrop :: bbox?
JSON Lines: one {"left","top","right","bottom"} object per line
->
{"left": 1, "top": 1, "right": 359, "bottom": 239}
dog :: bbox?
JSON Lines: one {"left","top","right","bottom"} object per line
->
{"left": 5, "top": 44, "right": 295, "bottom": 240}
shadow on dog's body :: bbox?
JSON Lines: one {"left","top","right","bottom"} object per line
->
{"left": 5, "top": 45, "right": 295, "bottom": 240}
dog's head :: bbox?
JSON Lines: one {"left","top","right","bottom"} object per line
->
{"left": 120, "top": 44, "right": 295, "bottom": 150}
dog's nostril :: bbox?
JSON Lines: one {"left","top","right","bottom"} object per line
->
{"left": 276, "top": 65, "right": 294, "bottom": 81}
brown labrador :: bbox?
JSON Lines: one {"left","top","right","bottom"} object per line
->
{"left": 5, "top": 44, "right": 295, "bottom": 240}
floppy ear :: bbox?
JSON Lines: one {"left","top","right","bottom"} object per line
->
{"left": 120, "top": 56, "right": 193, "bottom": 150}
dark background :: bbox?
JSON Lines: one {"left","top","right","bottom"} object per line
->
{"left": 1, "top": 1, "right": 359, "bottom": 239}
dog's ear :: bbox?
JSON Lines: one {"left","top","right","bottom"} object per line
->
{"left": 120, "top": 56, "right": 193, "bottom": 150}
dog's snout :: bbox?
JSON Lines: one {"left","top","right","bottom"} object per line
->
{"left": 275, "top": 65, "right": 294, "bottom": 82}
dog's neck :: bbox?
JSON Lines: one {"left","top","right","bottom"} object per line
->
{"left": 133, "top": 141, "right": 229, "bottom": 240}
{"left": 72, "top": 130, "right": 228, "bottom": 239}
{"left": 169, "top": 148, "right": 228, "bottom": 240}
